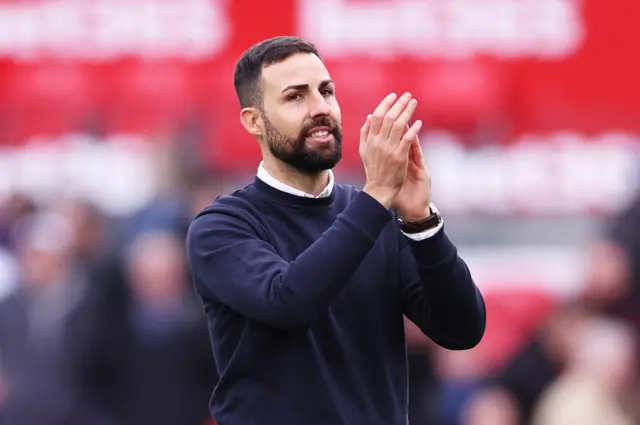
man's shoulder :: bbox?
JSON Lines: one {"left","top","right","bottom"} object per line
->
{"left": 188, "top": 185, "right": 267, "bottom": 242}
{"left": 194, "top": 183, "right": 258, "bottom": 220}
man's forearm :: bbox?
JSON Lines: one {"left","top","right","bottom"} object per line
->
{"left": 409, "top": 230, "right": 486, "bottom": 349}
{"left": 274, "top": 192, "right": 392, "bottom": 326}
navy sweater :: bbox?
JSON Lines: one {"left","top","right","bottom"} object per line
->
{"left": 186, "top": 177, "right": 486, "bottom": 425}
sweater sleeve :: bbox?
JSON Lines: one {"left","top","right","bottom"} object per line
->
{"left": 186, "top": 192, "right": 392, "bottom": 330}
{"left": 398, "top": 227, "right": 486, "bottom": 350}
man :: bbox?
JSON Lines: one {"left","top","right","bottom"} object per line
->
{"left": 186, "top": 36, "right": 486, "bottom": 425}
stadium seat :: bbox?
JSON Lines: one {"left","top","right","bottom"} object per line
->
{"left": 415, "top": 59, "right": 510, "bottom": 145}
{"left": 198, "top": 60, "right": 263, "bottom": 172}
{"left": 1, "top": 62, "right": 94, "bottom": 142}
{"left": 101, "top": 61, "right": 195, "bottom": 137}
{"left": 474, "top": 287, "right": 557, "bottom": 372}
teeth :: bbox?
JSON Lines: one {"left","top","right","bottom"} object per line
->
{"left": 310, "top": 131, "right": 329, "bottom": 138}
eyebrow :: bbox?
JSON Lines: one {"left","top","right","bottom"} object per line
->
{"left": 281, "top": 79, "right": 334, "bottom": 93}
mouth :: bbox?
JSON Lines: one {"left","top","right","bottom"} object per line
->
{"left": 306, "top": 126, "right": 333, "bottom": 143}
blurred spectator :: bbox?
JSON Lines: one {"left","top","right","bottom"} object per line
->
{"left": 0, "top": 194, "right": 36, "bottom": 302}
{"left": 0, "top": 194, "right": 37, "bottom": 251}
{"left": 532, "top": 318, "right": 637, "bottom": 425}
{"left": 463, "top": 301, "right": 589, "bottom": 425}
{"left": 185, "top": 174, "right": 225, "bottom": 219}
{"left": 603, "top": 198, "right": 640, "bottom": 342}
{"left": 579, "top": 241, "right": 631, "bottom": 311}
{"left": 462, "top": 387, "right": 519, "bottom": 425}
{"left": 463, "top": 236, "right": 640, "bottom": 425}
{"left": 0, "top": 209, "right": 93, "bottom": 425}
{"left": 119, "top": 142, "right": 199, "bottom": 248}
{"left": 54, "top": 198, "right": 128, "bottom": 306}
{"left": 435, "top": 345, "right": 486, "bottom": 425}
{"left": 75, "top": 230, "right": 216, "bottom": 425}
{"left": 609, "top": 193, "right": 640, "bottom": 299}
{"left": 573, "top": 239, "right": 640, "bottom": 355}
{"left": 0, "top": 244, "right": 17, "bottom": 303}
{"left": 55, "top": 198, "right": 109, "bottom": 264}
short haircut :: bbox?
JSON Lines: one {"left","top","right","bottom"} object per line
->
{"left": 234, "top": 36, "right": 321, "bottom": 108}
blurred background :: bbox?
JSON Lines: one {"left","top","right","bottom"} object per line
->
{"left": 0, "top": 0, "right": 640, "bottom": 424}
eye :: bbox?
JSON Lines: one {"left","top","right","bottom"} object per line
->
{"left": 287, "top": 93, "right": 302, "bottom": 101}
{"left": 321, "top": 88, "right": 335, "bottom": 97}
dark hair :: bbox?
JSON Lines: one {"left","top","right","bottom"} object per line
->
{"left": 233, "top": 36, "right": 321, "bottom": 108}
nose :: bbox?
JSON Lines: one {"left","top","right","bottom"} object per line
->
{"left": 309, "top": 91, "right": 332, "bottom": 118}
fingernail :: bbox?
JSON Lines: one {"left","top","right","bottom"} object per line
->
{"left": 416, "top": 120, "right": 423, "bottom": 127}
{"left": 403, "top": 92, "right": 412, "bottom": 99}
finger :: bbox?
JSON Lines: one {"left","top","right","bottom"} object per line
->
{"left": 412, "top": 138, "right": 427, "bottom": 168}
{"left": 405, "top": 123, "right": 424, "bottom": 165}
{"left": 388, "top": 98, "right": 418, "bottom": 144}
{"left": 370, "top": 93, "right": 398, "bottom": 135}
{"left": 408, "top": 142, "right": 416, "bottom": 163}
{"left": 360, "top": 114, "right": 372, "bottom": 142}
{"left": 399, "top": 120, "right": 423, "bottom": 154}
{"left": 379, "top": 93, "right": 413, "bottom": 140}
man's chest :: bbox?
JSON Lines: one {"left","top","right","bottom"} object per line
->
{"left": 259, "top": 217, "right": 402, "bottom": 313}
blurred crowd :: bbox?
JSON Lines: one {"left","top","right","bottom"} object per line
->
{"left": 0, "top": 162, "right": 222, "bottom": 425}
{"left": 0, "top": 146, "right": 639, "bottom": 425}
{"left": 406, "top": 190, "right": 640, "bottom": 425}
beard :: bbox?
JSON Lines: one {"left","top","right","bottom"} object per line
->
{"left": 262, "top": 113, "right": 343, "bottom": 173}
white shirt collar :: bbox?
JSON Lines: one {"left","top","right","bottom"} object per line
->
{"left": 256, "top": 162, "right": 334, "bottom": 198}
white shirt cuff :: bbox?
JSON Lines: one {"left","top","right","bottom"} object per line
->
{"left": 401, "top": 203, "right": 444, "bottom": 241}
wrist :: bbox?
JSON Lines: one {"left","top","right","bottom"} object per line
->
{"left": 399, "top": 206, "right": 432, "bottom": 223}
{"left": 363, "top": 184, "right": 397, "bottom": 210}
{"left": 399, "top": 205, "right": 442, "bottom": 234}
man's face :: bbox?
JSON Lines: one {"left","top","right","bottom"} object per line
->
{"left": 259, "top": 53, "right": 342, "bottom": 173}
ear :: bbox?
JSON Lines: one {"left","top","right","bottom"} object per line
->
{"left": 240, "top": 107, "right": 264, "bottom": 137}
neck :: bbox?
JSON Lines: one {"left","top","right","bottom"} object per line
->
{"left": 262, "top": 156, "right": 331, "bottom": 196}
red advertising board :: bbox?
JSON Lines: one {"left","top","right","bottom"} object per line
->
{"left": 0, "top": 0, "right": 638, "bottom": 172}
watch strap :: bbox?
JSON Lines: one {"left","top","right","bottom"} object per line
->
{"left": 398, "top": 208, "right": 442, "bottom": 234}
